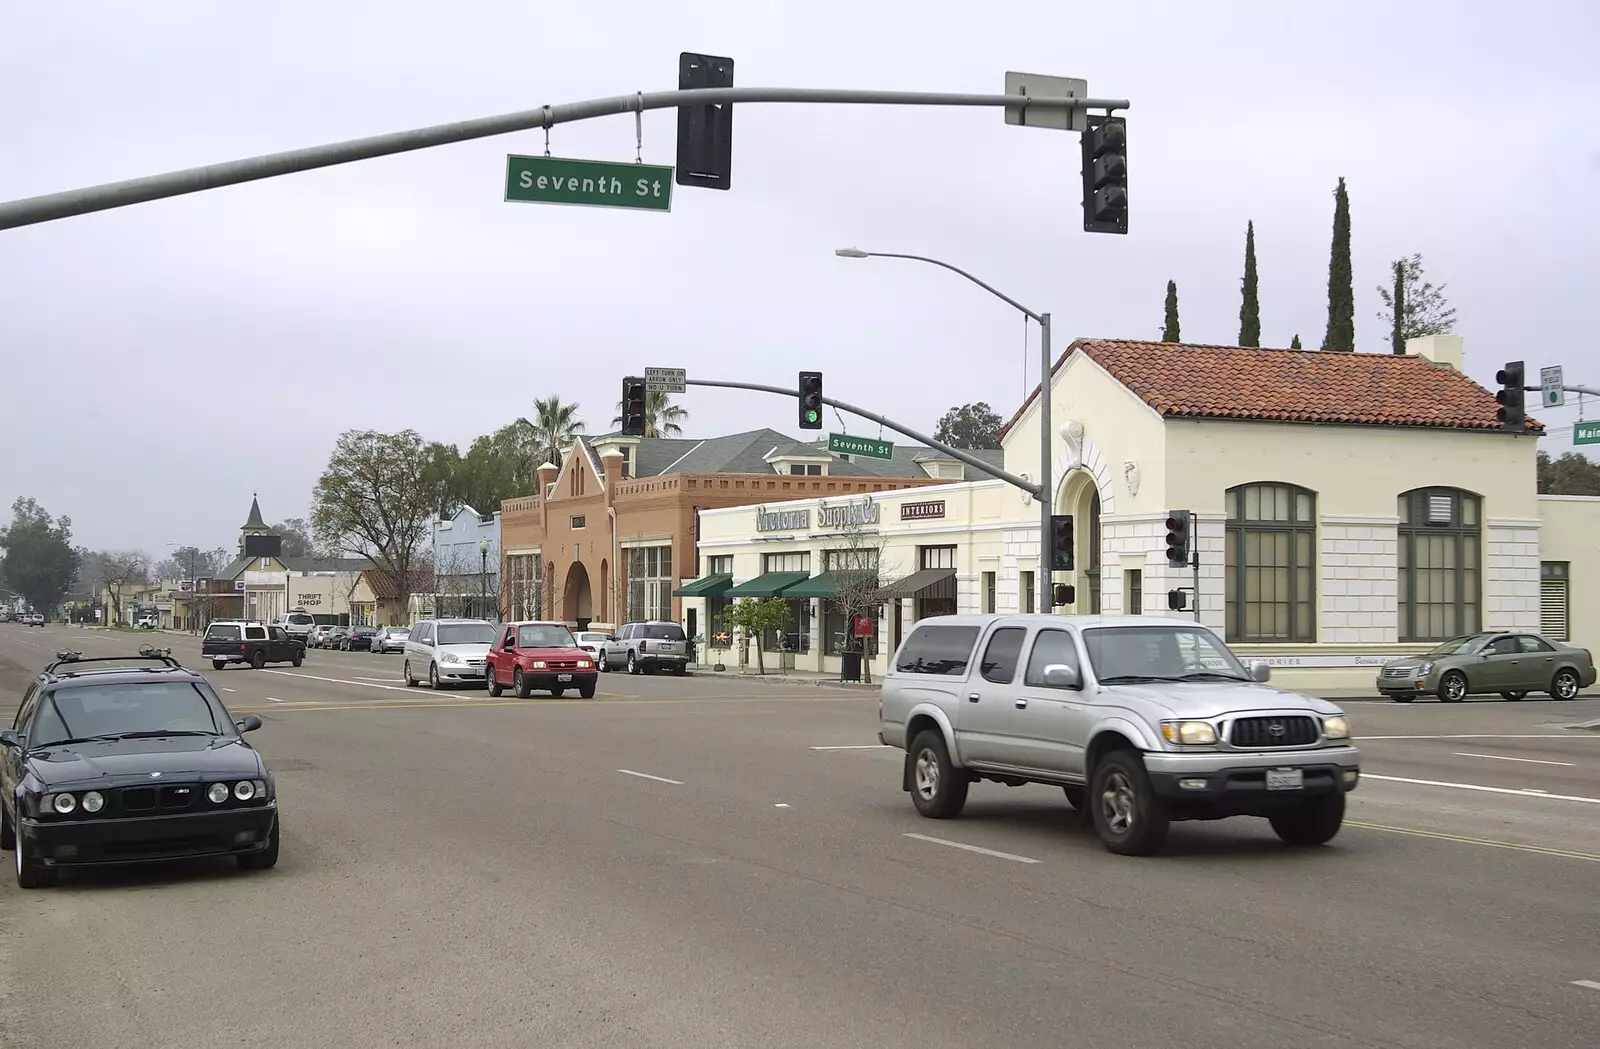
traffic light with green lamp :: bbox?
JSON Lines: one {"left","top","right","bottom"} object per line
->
{"left": 798, "top": 371, "right": 823, "bottom": 430}
{"left": 1495, "top": 360, "right": 1526, "bottom": 432}
{"left": 620, "top": 377, "right": 648, "bottom": 436}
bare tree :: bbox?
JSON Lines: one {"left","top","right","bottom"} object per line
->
{"left": 822, "top": 519, "right": 897, "bottom": 685}
{"left": 99, "top": 550, "right": 151, "bottom": 626}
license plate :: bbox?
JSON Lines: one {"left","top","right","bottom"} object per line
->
{"left": 1266, "top": 768, "right": 1304, "bottom": 791}
{"left": 558, "top": 674, "right": 572, "bottom": 682}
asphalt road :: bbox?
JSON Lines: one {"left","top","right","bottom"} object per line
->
{"left": 2, "top": 623, "right": 1599, "bottom": 1049}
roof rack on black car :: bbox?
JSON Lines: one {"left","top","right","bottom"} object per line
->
{"left": 44, "top": 648, "right": 186, "bottom": 675}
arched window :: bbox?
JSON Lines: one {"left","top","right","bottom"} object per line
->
{"left": 1225, "top": 482, "right": 1316, "bottom": 643}
{"left": 1398, "top": 488, "right": 1481, "bottom": 641}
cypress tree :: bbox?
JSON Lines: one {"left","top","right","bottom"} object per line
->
{"left": 1290, "top": 334, "right": 1302, "bottom": 349}
{"left": 1389, "top": 258, "right": 1406, "bottom": 354}
{"left": 1238, "top": 221, "right": 1260, "bottom": 347}
{"left": 1162, "top": 280, "right": 1181, "bottom": 342}
{"left": 1321, "top": 177, "right": 1354, "bottom": 351}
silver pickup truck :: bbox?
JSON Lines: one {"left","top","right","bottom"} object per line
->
{"left": 878, "top": 614, "right": 1361, "bottom": 856}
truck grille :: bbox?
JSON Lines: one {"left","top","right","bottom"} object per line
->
{"left": 1230, "top": 716, "right": 1320, "bottom": 748}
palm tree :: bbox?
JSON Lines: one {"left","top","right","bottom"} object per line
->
{"left": 517, "top": 395, "right": 586, "bottom": 468}
{"left": 612, "top": 390, "right": 688, "bottom": 437}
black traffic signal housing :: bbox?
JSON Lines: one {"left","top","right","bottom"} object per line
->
{"left": 1495, "top": 360, "right": 1526, "bottom": 432}
{"left": 1050, "top": 514, "right": 1074, "bottom": 571}
{"left": 676, "top": 52, "right": 734, "bottom": 190}
{"left": 620, "top": 377, "right": 648, "bottom": 436}
{"left": 798, "top": 371, "right": 823, "bottom": 429}
{"left": 1165, "top": 509, "right": 1192, "bottom": 568}
{"left": 1053, "top": 583, "right": 1076, "bottom": 607}
{"left": 1081, "top": 113, "right": 1128, "bottom": 235}
{"left": 1167, "top": 589, "right": 1188, "bottom": 611}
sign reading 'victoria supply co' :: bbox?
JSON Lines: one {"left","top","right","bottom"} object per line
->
{"left": 755, "top": 495, "right": 880, "bottom": 533}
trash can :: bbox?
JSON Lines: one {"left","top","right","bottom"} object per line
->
{"left": 840, "top": 650, "right": 863, "bottom": 683}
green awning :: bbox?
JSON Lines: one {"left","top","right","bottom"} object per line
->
{"left": 672, "top": 574, "right": 734, "bottom": 598}
{"left": 781, "top": 570, "right": 876, "bottom": 599}
{"left": 724, "top": 571, "right": 810, "bottom": 597}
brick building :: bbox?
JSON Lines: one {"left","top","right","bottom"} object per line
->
{"left": 498, "top": 427, "right": 1000, "bottom": 634}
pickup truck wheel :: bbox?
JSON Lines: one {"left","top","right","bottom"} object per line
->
{"left": 486, "top": 669, "right": 504, "bottom": 697}
{"left": 1550, "top": 669, "right": 1581, "bottom": 701}
{"left": 212, "top": 660, "right": 227, "bottom": 671}
{"left": 514, "top": 668, "right": 532, "bottom": 698}
{"left": 1090, "top": 751, "right": 1170, "bottom": 856}
{"left": 1268, "top": 792, "right": 1345, "bottom": 847}
{"left": 1437, "top": 671, "right": 1468, "bottom": 703}
{"left": 292, "top": 652, "right": 303, "bottom": 667}
{"left": 907, "top": 729, "right": 969, "bottom": 819}
{"left": 250, "top": 650, "right": 267, "bottom": 670}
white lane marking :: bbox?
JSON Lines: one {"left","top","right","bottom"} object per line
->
{"left": 1364, "top": 773, "right": 1600, "bottom": 805}
{"left": 903, "top": 832, "right": 1041, "bottom": 864}
{"left": 267, "top": 697, "right": 284, "bottom": 703}
{"left": 222, "top": 688, "right": 237, "bottom": 693}
{"left": 774, "top": 803, "right": 790, "bottom": 808}
{"left": 353, "top": 677, "right": 399, "bottom": 683}
{"left": 616, "top": 769, "right": 684, "bottom": 785}
{"left": 261, "top": 669, "right": 413, "bottom": 693}
{"left": 1573, "top": 980, "right": 1600, "bottom": 992}
{"left": 1361, "top": 734, "right": 1596, "bottom": 740}
{"left": 1455, "top": 752, "right": 1576, "bottom": 767}
{"left": 810, "top": 744, "right": 885, "bottom": 750}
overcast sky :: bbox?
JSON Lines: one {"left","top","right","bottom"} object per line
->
{"left": 2, "top": 0, "right": 1596, "bottom": 554}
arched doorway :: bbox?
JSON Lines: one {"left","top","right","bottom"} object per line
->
{"left": 1055, "top": 469, "right": 1104, "bottom": 615}
{"left": 562, "top": 561, "right": 593, "bottom": 629}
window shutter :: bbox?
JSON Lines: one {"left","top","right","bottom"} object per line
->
{"left": 1539, "top": 578, "right": 1570, "bottom": 641}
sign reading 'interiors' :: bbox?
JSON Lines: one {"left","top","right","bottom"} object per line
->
{"left": 900, "top": 500, "right": 945, "bottom": 521}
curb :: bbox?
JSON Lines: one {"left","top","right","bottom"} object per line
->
{"left": 689, "top": 670, "right": 876, "bottom": 691}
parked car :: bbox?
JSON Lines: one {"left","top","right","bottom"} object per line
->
{"left": 342, "top": 625, "right": 379, "bottom": 651}
{"left": 485, "top": 621, "right": 598, "bottom": 698}
{"left": 0, "top": 648, "right": 279, "bottom": 887}
{"left": 371, "top": 626, "right": 410, "bottom": 654}
{"left": 201, "top": 621, "right": 305, "bottom": 671}
{"left": 600, "top": 621, "right": 688, "bottom": 675}
{"left": 325, "top": 627, "right": 351, "bottom": 650}
{"left": 571, "top": 630, "right": 612, "bottom": 663}
{"left": 402, "top": 618, "right": 498, "bottom": 689}
{"left": 878, "top": 614, "right": 1361, "bottom": 856}
{"left": 1375, "top": 631, "right": 1597, "bottom": 702}
{"left": 272, "top": 610, "right": 317, "bottom": 647}
{"left": 308, "top": 625, "right": 337, "bottom": 649}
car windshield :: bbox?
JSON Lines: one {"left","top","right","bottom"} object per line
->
{"left": 437, "top": 623, "right": 497, "bottom": 646}
{"left": 1426, "top": 635, "right": 1483, "bottom": 657}
{"left": 207, "top": 624, "right": 242, "bottom": 642}
{"left": 287, "top": 614, "right": 314, "bottom": 625}
{"left": 31, "top": 681, "right": 227, "bottom": 747}
{"left": 1081, "top": 626, "right": 1250, "bottom": 683}
{"left": 518, "top": 625, "right": 575, "bottom": 648}
{"left": 641, "top": 624, "right": 685, "bottom": 641}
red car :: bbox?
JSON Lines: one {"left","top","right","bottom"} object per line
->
{"left": 485, "top": 621, "right": 598, "bottom": 699}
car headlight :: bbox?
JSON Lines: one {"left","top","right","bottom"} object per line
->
{"left": 577, "top": 660, "right": 592, "bottom": 669}
{"left": 233, "top": 781, "right": 255, "bottom": 801}
{"left": 530, "top": 660, "right": 546, "bottom": 669}
{"left": 1160, "top": 721, "right": 1218, "bottom": 745}
{"left": 1414, "top": 662, "right": 1433, "bottom": 676}
{"left": 1322, "top": 715, "right": 1351, "bottom": 740}
{"left": 51, "top": 793, "right": 77, "bottom": 814}
{"left": 82, "top": 790, "right": 105, "bottom": 813}
{"left": 440, "top": 652, "right": 461, "bottom": 664}
{"left": 208, "top": 782, "right": 230, "bottom": 803}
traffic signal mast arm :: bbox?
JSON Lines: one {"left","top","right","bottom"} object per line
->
{"left": 1524, "top": 382, "right": 1600, "bottom": 397}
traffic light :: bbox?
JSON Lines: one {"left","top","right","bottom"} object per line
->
{"left": 1495, "top": 360, "right": 1526, "bottom": 432}
{"left": 620, "top": 377, "right": 647, "bottom": 436}
{"left": 1164, "top": 510, "right": 1192, "bottom": 568}
{"left": 1080, "top": 113, "right": 1128, "bottom": 235}
{"left": 798, "top": 371, "right": 823, "bottom": 429}
{"left": 1050, "top": 515, "right": 1074, "bottom": 571}
{"left": 1167, "top": 589, "right": 1187, "bottom": 611}
{"left": 1053, "top": 583, "right": 1076, "bottom": 607}
{"left": 676, "top": 52, "right": 734, "bottom": 190}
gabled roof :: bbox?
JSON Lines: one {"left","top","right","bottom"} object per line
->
{"left": 285, "top": 557, "right": 375, "bottom": 574}
{"left": 999, "top": 338, "right": 1543, "bottom": 437}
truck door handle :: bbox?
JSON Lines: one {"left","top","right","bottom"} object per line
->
{"left": 967, "top": 693, "right": 980, "bottom": 702}
{"left": 1014, "top": 699, "right": 1028, "bottom": 709}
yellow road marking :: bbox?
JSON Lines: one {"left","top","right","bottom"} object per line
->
{"left": 237, "top": 693, "right": 859, "bottom": 713}
{"left": 1347, "top": 820, "right": 1600, "bottom": 863}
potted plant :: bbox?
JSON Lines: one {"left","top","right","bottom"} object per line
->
{"left": 708, "top": 630, "right": 731, "bottom": 672}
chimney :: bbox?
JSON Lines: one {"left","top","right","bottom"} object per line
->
{"left": 535, "top": 462, "right": 558, "bottom": 502}
{"left": 599, "top": 447, "right": 624, "bottom": 489}
{"left": 1406, "top": 334, "right": 1463, "bottom": 371}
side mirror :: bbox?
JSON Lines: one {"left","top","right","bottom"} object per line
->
{"left": 235, "top": 715, "right": 263, "bottom": 733}
{"left": 0, "top": 729, "right": 22, "bottom": 749}
{"left": 1249, "top": 660, "right": 1272, "bottom": 683}
{"left": 1041, "top": 663, "right": 1080, "bottom": 689}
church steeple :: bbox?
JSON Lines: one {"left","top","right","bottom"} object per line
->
{"left": 242, "top": 493, "right": 267, "bottom": 532}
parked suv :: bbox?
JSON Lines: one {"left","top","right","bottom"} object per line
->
{"left": 600, "top": 621, "right": 688, "bottom": 675}
{"left": 879, "top": 614, "right": 1361, "bottom": 856}
{"left": 273, "top": 610, "right": 318, "bottom": 647}
{"left": 402, "top": 618, "right": 498, "bottom": 689}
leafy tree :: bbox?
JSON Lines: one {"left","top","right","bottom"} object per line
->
{"left": 612, "top": 390, "right": 687, "bottom": 438}
{"left": 519, "top": 395, "right": 585, "bottom": 467}
{"left": 270, "top": 518, "right": 320, "bottom": 559}
{"left": 153, "top": 546, "right": 229, "bottom": 582}
{"left": 724, "top": 598, "right": 792, "bottom": 675}
{"left": 1290, "top": 334, "right": 1303, "bottom": 349}
{"left": 97, "top": 550, "right": 151, "bottom": 625}
{"left": 1537, "top": 450, "right": 1600, "bottom": 496}
{"left": 0, "top": 497, "right": 81, "bottom": 615}
{"left": 1238, "top": 221, "right": 1260, "bottom": 347}
{"left": 1378, "top": 252, "right": 1457, "bottom": 354}
{"left": 933, "top": 402, "right": 1003, "bottom": 450}
{"left": 1161, "top": 280, "right": 1180, "bottom": 342}
{"left": 310, "top": 429, "right": 442, "bottom": 616}
{"left": 1321, "top": 177, "right": 1354, "bottom": 352}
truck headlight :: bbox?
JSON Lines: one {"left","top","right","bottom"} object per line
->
{"left": 1161, "top": 721, "right": 1218, "bottom": 745}
{"left": 1322, "top": 716, "right": 1351, "bottom": 740}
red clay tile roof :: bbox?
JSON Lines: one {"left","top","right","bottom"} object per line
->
{"left": 998, "top": 339, "right": 1542, "bottom": 437}
{"left": 362, "top": 568, "right": 435, "bottom": 602}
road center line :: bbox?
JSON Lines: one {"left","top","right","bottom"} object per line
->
{"left": 1364, "top": 773, "right": 1600, "bottom": 805}
{"left": 810, "top": 744, "right": 885, "bottom": 750}
{"left": 903, "top": 832, "right": 1041, "bottom": 864}
{"left": 261, "top": 669, "right": 413, "bottom": 693}
{"left": 1572, "top": 980, "right": 1600, "bottom": 992}
{"left": 1453, "top": 752, "right": 1576, "bottom": 767}
{"left": 266, "top": 697, "right": 284, "bottom": 703}
{"left": 1346, "top": 821, "right": 1600, "bottom": 863}
{"left": 616, "top": 769, "right": 684, "bottom": 785}
{"left": 1360, "top": 734, "right": 1596, "bottom": 741}
{"left": 222, "top": 688, "right": 237, "bottom": 693}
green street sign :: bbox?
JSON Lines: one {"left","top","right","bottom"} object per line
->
{"left": 1574, "top": 420, "right": 1600, "bottom": 446}
{"left": 828, "top": 433, "right": 895, "bottom": 460}
{"left": 504, "top": 155, "right": 673, "bottom": 212}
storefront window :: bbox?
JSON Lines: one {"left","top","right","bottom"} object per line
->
{"left": 505, "top": 554, "right": 543, "bottom": 621}
{"left": 1397, "top": 488, "right": 1480, "bottom": 641}
{"left": 706, "top": 555, "right": 733, "bottom": 639}
{"left": 626, "top": 544, "right": 673, "bottom": 623}
{"left": 915, "top": 545, "right": 958, "bottom": 620}
{"left": 1225, "top": 483, "right": 1317, "bottom": 643}
{"left": 823, "top": 548, "right": 879, "bottom": 656}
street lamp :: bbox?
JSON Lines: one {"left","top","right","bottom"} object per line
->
{"left": 835, "top": 247, "right": 1054, "bottom": 617}
{"left": 478, "top": 537, "right": 490, "bottom": 621}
